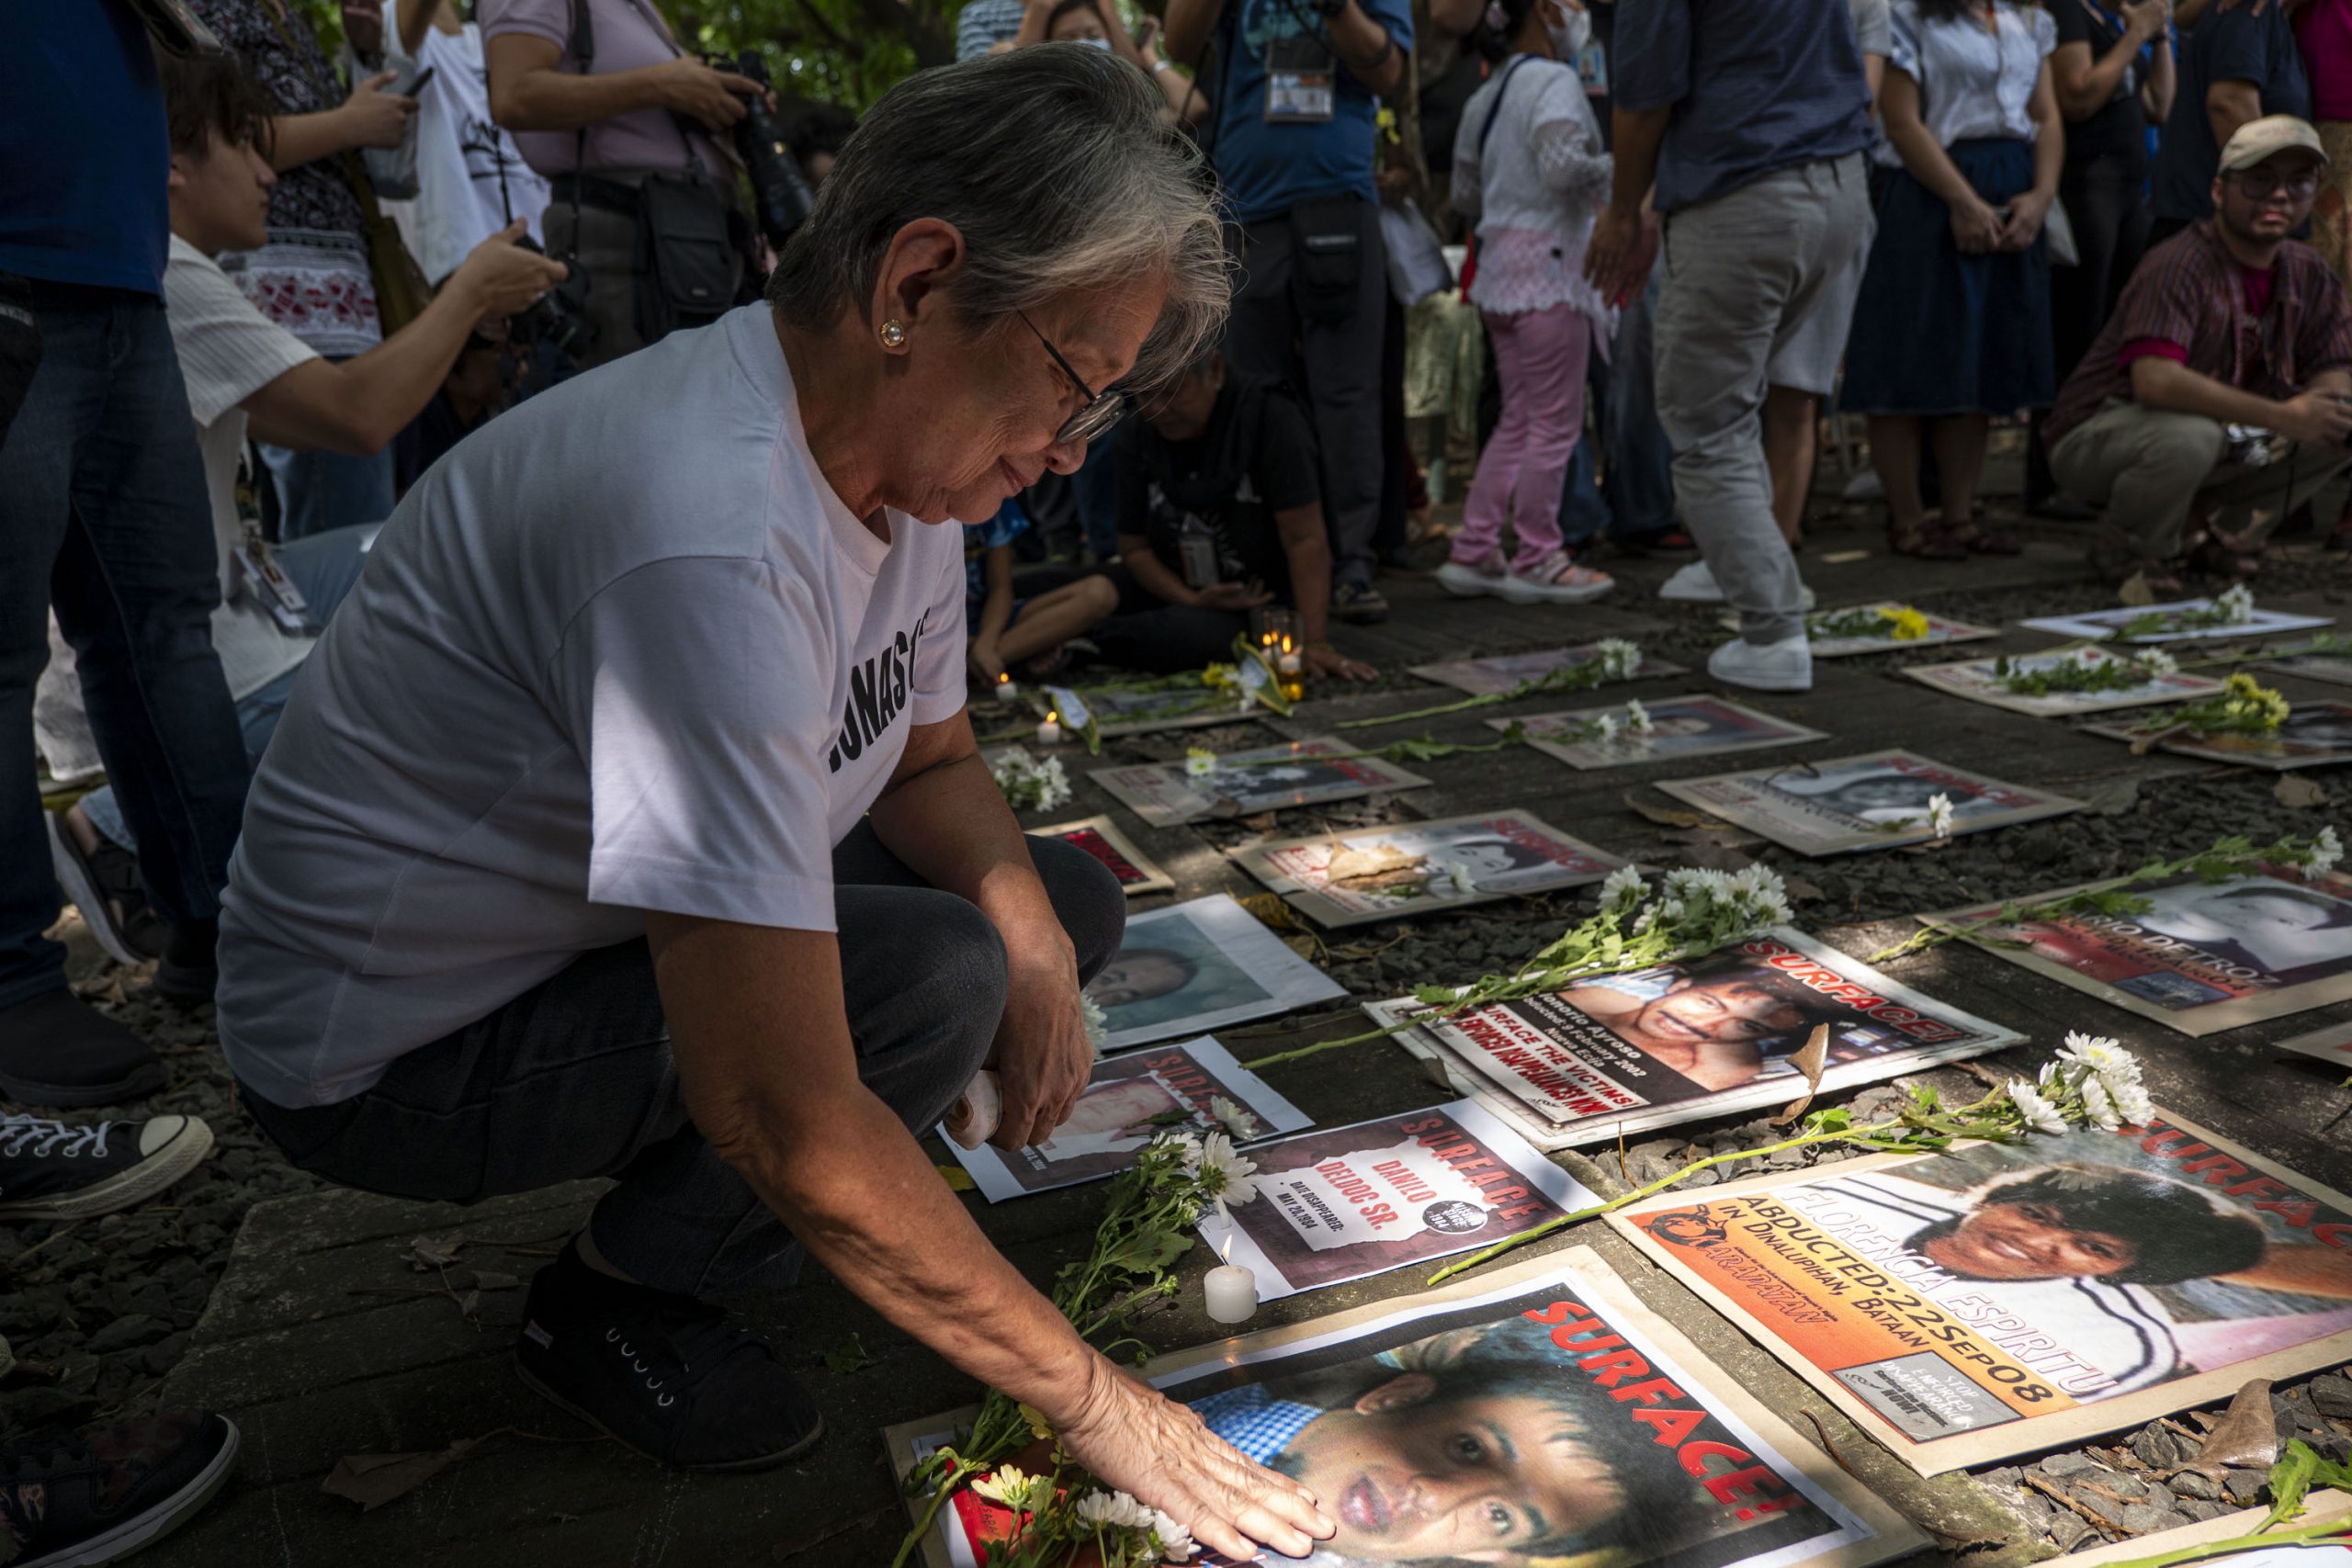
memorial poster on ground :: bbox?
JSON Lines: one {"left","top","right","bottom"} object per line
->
{"left": 1408, "top": 644, "right": 1686, "bottom": 696}
{"left": 1657, "top": 750, "right": 2083, "bottom": 855}
{"left": 1922, "top": 863, "right": 2352, "bottom": 1035}
{"left": 2081, "top": 704, "right": 2352, "bottom": 771}
{"left": 942, "top": 1036, "right": 1311, "bottom": 1202}
{"left": 1791, "top": 604, "right": 2001, "bottom": 659}
{"left": 2278, "top": 1020, "right": 2352, "bottom": 1070}
{"left": 1498, "top": 695, "right": 1829, "bottom": 770}
{"left": 1612, "top": 1111, "right": 2352, "bottom": 1473}
{"left": 1902, "top": 648, "right": 2226, "bottom": 717}
{"left": 2266, "top": 653, "right": 2352, "bottom": 689}
{"left": 2019, "top": 600, "right": 2335, "bottom": 644}
{"left": 884, "top": 1247, "right": 1928, "bottom": 1568}
{"left": 1085, "top": 894, "right": 1348, "bottom": 1051}
{"left": 1193, "top": 1099, "right": 1600, "bottom": 1300}
{"left": 1233, "top": 810, "right": 1625, "bottom": 928}
{"left": 1033, "top": 815, "right": 1175, "bottom": 897}
{"left": 1365, "top": 930, "right": 2022, "bottom": 1148}
{"left": 1092, "top": 739, "right": 1431, "bottom": 828}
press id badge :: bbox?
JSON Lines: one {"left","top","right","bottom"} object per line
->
{"left": 1264, "top": 34, "right": 1336, "bottom": 123}
{"left": 234, "top": 524, "right": 316, "bottom": 636}
{"left": 1575, "top": 39, "right": 1608, "bottom": 96}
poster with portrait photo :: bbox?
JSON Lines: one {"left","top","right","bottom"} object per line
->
{"left": 2278, "top": 1020, "right": 2352, "bottom": 1071}
{"left": 1407, "top": 644, "right": 1686, "bottom": 697}
{"left": 943, "top": 1036, "right": 1311, "bottom": 1202}
{"left": 2265, "top": 653, "right": 2352, "bottom": 689}
{"left": 1086, "top": 894, "right": 1348, "bottom": 1052}
{"left": 2020, "top": 600, "right": 2335, "bottom": 645}
{"left": 1032, "top": 815, "right": 1175, "bottom": 897}
{"left": 1050, "top": 680, "right": 1244, "bottom": 738}
{"left": 883, "top": 1247, "right": 1928, "bottom": 1568}
{"left": 1720, "top": 604, "right": 1998, "bottom": 659}
{"left": 1234, "top": 811, "right": 1625, "bottom": 929}
{"left": 1613, "top": 1110, "right": 2352, "bottom": 1473}
{"left": 1092, "top": 738, "right": 1432, "bottom": 829}
{"left": 1922, "top": 863, "right": 2352, "bottom": 1035}
{"left": 1903, "top": 648, "right": 2227, "bottom": 717}
{"left": 2059, "top": 1495, "right": 2352, "bottom": 1568}
{"left": 1365, "top": 929, "right": 2021, "bottom": 1148}
{"left": 1657, "top": 750, "right": 2083, "bottom": 856}
{"left": 2081, "top": 703, "right": 2352, "bottom": 771}
{"left": 1499, "top": 695, "right": 1829, "bottom": 771}
{"left": 1193, "top": 1100, "right": 1600, "bottom": 1300}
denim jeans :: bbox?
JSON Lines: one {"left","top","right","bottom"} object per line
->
{"left": 259, "top": 432, "right": 394, "bottom": 543}
{"left": 241, "top": 825, "right": 1127, "bottom": 1298}
{"left": 81, "top": 525, "right": 379, "bottom": 852}
{"left": 0, "top": 284, "right": 250, "bottom": 1009}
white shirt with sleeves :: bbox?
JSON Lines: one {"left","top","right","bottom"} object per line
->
{"left": 1451, "top": 56, "right": 1615, "bottom": 318}
{"left": 1886, "top": 0, "right": 2057, "bottom": 151}
{"left": 216, "top": 304, "right": 968, "bottom": 1109}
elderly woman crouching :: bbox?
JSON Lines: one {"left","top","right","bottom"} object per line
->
{"left": 209, "top": 45, "right": 1334, "bottom": 1562}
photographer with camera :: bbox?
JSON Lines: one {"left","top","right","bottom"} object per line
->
{"left": 481, "top": 0, "right": 808, "bottom": 367}
{"left": 2047, "top": 117, "right": 2352, "bottom": 592}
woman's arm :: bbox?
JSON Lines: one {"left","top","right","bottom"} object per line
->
{"left": 2002, "top": 59, "right": 2065, "bottom": 249}
{"left": 1116, "top": 533, "right": 1202, "bottom": 606}
{"left": 967, "top": 545, "right": 1016, "bottom": 682}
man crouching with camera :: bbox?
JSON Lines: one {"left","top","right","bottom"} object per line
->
{"left": 482, "top": 0, "right": 810, "bottom": 367}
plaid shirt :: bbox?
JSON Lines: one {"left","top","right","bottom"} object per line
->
{"left": 2045, "top": 222, "right": 2352, "bottom": 447}
{"left": 1192, "top": 1386, "right": 1324, "bottom": 1464}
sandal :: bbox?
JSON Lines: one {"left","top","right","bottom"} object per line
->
{"left": 2087, "top": 525, "right": 2186, "bottom": 595}
{"left": 1886, "top": 512, "right": 1968, "bottom": 560}
{"left": 1947, "top": 515, "right": 2023, "bottom": 556}
{"left": 2186, "top": 535, "right": 2261, "bottom": 582}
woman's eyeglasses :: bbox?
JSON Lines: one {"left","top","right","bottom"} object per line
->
{"left": 1016, "top": 310, "right": 1131, "bottom": 446}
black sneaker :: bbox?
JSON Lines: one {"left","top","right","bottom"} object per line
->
{"left": 148, "top": 921, "right": 215, "bottom": 1010}
{"left": 0, "top": 1113, "right": 213, "bottom": 1223}
{"left": 43, "top": 815, "right": 167, "bottom": 970}
{"left": 1331, "top": 581, "right": 1390, "bottom": 626}
{"left": 0, "top": 992, "right": 164, "bottom": 1110}
{"left": 0, "top": 1409, "right": 240, "bottom": 1567}
{"left": 514, "top": 1242, "right": 824, "bottom": 1472}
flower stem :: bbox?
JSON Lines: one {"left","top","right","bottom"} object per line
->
{"left": 1240, "top": 1018, "right": 1415, "bottom": 1069}
{"left": 894, "top": 1458, "right": 986, "bottom": 1568}
{"left": 2072, "top": 1517, "right": 2352, "bottom": 1568}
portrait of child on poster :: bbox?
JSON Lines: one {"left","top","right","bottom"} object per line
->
{"left": 1085, "top": 894, "right": 1348, "bottom": 1051}
{"left": 1093, "top": 739, "right": 1431, "bottom": 828}
{"left": 1903, "top": 648, "right": 2225, "bottom": 717}
{"left": 1235, "top": 811, "right": 1624, "bottom": 928}
{"left": 885, "top": 1248, "right": 1926, "bottom": 1568}
{"left": 1924, "top": 864, "right": 2352, "bottom": 1035}
{"left": 1614, "top": 1111, "right": 2352, "bottom": 1473}
{"left": 1657, "top": 751, "right": 2082, "bottom": 856}
{"left": 1498, "top": 696, "right": 1828, "bottom": 771}
{"left": 2085, "top": 704, "right": 2352, "bottom": 771}
{"left": 1408, "top": 644, "right": 1684, "bottom": 696}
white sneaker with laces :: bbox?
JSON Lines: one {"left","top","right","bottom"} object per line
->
{"left": 1708, "top": 634, "right": 1814, "bottom": 693}
{"left": 1495, "top": 553, "right": 1613, "bottom": 605}
{"left": 1660, "top": 560, "right": 1816, "bottom": 610}
{"left": 1434, "top": 556, "right": 1509, "bottom": 598}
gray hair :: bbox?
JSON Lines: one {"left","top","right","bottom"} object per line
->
{"left": 766, "top": 44, "right": 1229, "bottom": 397}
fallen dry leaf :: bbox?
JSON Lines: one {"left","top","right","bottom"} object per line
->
{"left": 935, "top": 1165, "right": 976, "bottom": 1192}
{"left": 470, "top": 1270, "right": 520, "bottom": 1292}
{"left": 2118, "top": 571, "right": 2157, "bottom": 607}
{"left": 2173, "top": 1377, "right": 2278, "bottom": 1479}
{"left": 455, "top": 1289, "right": 481, "bottom": 1325}
{"left": 1237, "top": 811, "right": 1279, "bottom": 831}
{"left": 406, "top": 1235, "right": 464, "bottom": 1271}
{"left": 1623, "top": 793, "right": 1713, "bottom": 829}
{"left": 322, "top": 1433, "right": 497, "bottom": 1511}
{"left": 2276, "top": 774, "right": 2330, "bottom": 809}
{"left": 1771, "top": 1026, "right": 1833, "bottom": 1126}
{"left": 1324, "top": 841, "right": 1429, "bottom": 891}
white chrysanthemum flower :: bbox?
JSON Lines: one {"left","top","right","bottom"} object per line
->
{"left": 2109, "top": 1076, "right": 2154, "bottom": 1126}
{"left": 1080, "top": 992, "right": 1109, "bottom": 1055}
{"left": 1074, "top": 1490, "right": 1158, "bottom": 1529}
{"left": 2308, "top": 826, "right": 2344, "bottom": 878}
{"left": 1600, "top": 865, "right": 1647, "bottom": 910}
{"left": 1663, "top": 867, "right": 1707, "bottom": 897}
{"left": 2214, "top": 582, "right": 2256, "bottom": 623}
{"left": 1595, "top": 637, "right": 1641, "bottom": 679}
{"left": 2058, "top": 1032, "right": 2140, "bottom": 1085}
{"left": 1156, "top": 1129, "right": 1204, "bottom": 1174}
{"left": 1592, "top": 712, "right": 1620, "bottom": 740}
{"left": 1927, "top": 793, "right": 1955, "bottom": 840}
{"left": 972, "top": 1466, "right": 1041, "bottom": 1509}
{"left": 2079, "top": 1072, "right": 2121, "bottom": 1132}
{"left": 1198, "top": 1132, "right": 1261, "bottom": 1206}
{"left": 1035, "top": 756, "right": 1072, "bottom": 811}
{"left": 1150, "top": 1509, "right": 1199, "bottom": 1560}
{"left": 1184, "top": 748, "right": 1216, "bottom": 779}
{"left": 2006, "top": 1079, "right": 2068, "bottom": 1135}
{"left": 1623, "top": 699, "right": 1655, "bottom": 734}
{"left": 1209, "top": 1094, "right": 1261, "bottom": 1141}
{"left": 2132, "top": 648, "right": 2178, "bottom": 679}
{"left": 2037, "top": 1061, "right": 2061, "bottom": 1092}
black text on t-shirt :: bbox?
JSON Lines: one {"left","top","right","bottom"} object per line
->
{"left": 829, "top": 610, "right": 930, "bottom": 773}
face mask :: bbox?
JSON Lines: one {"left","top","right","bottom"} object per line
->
{"left": 1546, "top": 1, "right": 1589, "bottom": 58}
{"left": 1077, "top": 34, "right": 1113, "bottom": 49}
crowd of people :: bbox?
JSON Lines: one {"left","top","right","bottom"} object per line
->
{"left": 2, "top": 0, "right": 2351, "bottom": 1560}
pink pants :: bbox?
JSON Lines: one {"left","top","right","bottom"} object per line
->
{"left": 1454, "top": 303, "right": 1592, "bottom": 573}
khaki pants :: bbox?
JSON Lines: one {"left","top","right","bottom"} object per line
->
{"left": 2048, "top": 397, "right": 2352, "bottom": 560}
{"left": 540, "top": 172, "right": 743, "bottom": 371}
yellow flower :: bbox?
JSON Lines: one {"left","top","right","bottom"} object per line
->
{"left": 1879, "top": 605, "right": 1931, "bottom": 641}
{"left": 1202, "top": 662, "right": 1239, "bottom": 691}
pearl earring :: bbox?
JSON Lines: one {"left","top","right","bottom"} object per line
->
{"left": 878, "top": 318, "right": 908, "bottom": 349}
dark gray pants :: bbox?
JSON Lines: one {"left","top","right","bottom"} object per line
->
{"left": 1225, "top": 199, "right": 1388, "bottom": 589}
{"left": 243, "top": 825, "right": 1126, "bottom": 1297}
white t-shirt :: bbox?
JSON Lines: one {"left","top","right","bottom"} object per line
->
{"left": 1885, "top": 1, "right": 2057, "bottom": 153}
{"left": 161, "top": 236, "right": 320, "bottom": 703}
{"left": 409, "top": 22, "right": 549, "bottom": 283}
{"left": 218, "top": 304, "right": 968, "bottom": 1109}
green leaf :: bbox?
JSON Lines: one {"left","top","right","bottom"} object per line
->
{"left": 824, "top": 1332, "right": 876, "bottom": 1375}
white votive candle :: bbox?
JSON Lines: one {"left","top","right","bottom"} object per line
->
{"left": 995, "top": 677, "right": 1019, "bottom": 703}
{"left": 1204, "top": 1259, "right": 1258, "bottom": 1324}
{"left": 1277, "top": 652, "right": 1303, "bottom": 676}
{"left": 1035, "top": 719, "right": 1062, "bottom": 746}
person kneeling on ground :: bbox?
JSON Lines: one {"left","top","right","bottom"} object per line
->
{"left": 40, "top": 50, "right": 564, "bottom": 997}
{"left": 963, "top": 495, "right": 1121, "bottom": 685}
{"left": 1070, "top": 345, "right": 1375, "bottom": 681}
{"left": 2046, "top": 115, "right": 2352, "bottom": 591}
{"left": 212, "top": 46, "right": 1333, "bottom": 1563}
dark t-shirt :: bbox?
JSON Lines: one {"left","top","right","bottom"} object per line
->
{"left": 2052, "top": 0, "right": 2151, "bottom": 170}
{"left": 2152, "top": 6, "right": 2312, "bottom": 222}
{"left": 1116, "top": 375, "right": 1322, "bottom": 603}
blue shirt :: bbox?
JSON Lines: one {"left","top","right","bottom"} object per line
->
{"left": 1612, "top": 0, "right": 1874, "bottom": 214}
{"left": 2152, "top": 5, "right": 2312, "bottom": 223}
{"left": 1190, "top": 1386, "right": 1325, "bottom": 1462}
{"left": 0, "top": 0, "right": 170, "bottom": 294}
{"left": 1211, "top": 0, "right": 1415, "bottom": 225}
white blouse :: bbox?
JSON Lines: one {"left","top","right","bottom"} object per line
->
{"left": 1886, "top": 0, "right": 2055, "bottom": 150}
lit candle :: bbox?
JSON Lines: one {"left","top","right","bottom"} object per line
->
{"left": 995, "top": 673, "right": 1019, "bottom": 703}
{"left": 1035, "top": 715, "right": 1062, "bottom": 746}
{"left": 1282, "top": 680, "right": 1305, "bottom": 705}
{"left": 1204, "top": 1237, "right": 1258, "bottom": 1325}
{"left": 1277, "top": 651, "right": 1302, "bottom": 677}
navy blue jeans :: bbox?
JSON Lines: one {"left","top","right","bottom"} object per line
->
{"left": 1560, "top": 260, "right": 1679, "bottom": 546}
{"left": 241, "top": 826, "right": 1127, "bottom": 1298}
{"left": 0, "top": 284, "right": 250, "bottom": 1009}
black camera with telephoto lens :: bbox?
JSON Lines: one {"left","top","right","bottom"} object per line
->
{"left": 729, "top": 51, "right": 817, "bottom": 250}
{"left": 508, "top": 233, "right": 597, "bottom": 366}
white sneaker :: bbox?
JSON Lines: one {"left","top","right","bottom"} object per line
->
{"left": 1495, "top": 553, "right": 1614, "bottom": 605}
{"left": 1708, "top": 634, "right": 1814, "bottom": 693}
{"left": 1842, "top": 468, "right": 1884, "bottom": 501}
{"left": 1658, "top": 560, "right": 1724, "bottom": 603}
{"left": 1434, "top": 556, "right": 1509, "bottom": 598}
{"left": 1660, "top": 560, "right": 1817, "bottom": 610}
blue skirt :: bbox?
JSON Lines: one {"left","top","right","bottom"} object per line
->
{"left": 1843, "top": 138, "right": 2055, "bottom": 416}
